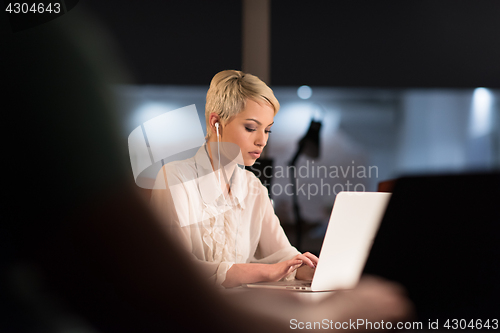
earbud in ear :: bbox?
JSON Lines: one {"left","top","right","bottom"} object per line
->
{"left": 215, "top": 122, "right": 219, "bottom": 136}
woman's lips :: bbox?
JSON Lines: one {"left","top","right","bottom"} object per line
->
{"left": 249, "top": 151, "right": 261, "bottom": 158}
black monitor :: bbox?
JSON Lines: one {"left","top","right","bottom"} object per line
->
{"left": 364, "top": 172, "right": 500, "bottom": 327}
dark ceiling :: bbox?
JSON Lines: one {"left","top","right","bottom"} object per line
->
{"left": 82, "top": 0, "right": 500, "bottom": 88}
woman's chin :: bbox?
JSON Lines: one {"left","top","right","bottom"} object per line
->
{"left": 244, "top": 158, "right": 257, "bottom": 167}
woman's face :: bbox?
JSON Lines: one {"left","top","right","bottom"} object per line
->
{"left": 220, "top": 99, "right": 275, "bottom": 166}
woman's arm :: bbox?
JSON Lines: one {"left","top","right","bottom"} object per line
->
{"left": 222, "top": 253, "right": 318, "bottom": 287}
{"left": 247, "top": 176, "right": 318, "bottom": 281}
{"left": 222, "top": 261, "right": 298, "bottom": 288}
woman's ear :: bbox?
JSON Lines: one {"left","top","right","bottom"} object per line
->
{"left": 209, "top": 113, "right": 220, "bottom": 133}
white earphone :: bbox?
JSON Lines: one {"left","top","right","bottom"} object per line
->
{"left": 214, "top": 121, "right": 239, "bottom": 262}
{"left": 215, "top": 122, "right": 222, "bottom": 194}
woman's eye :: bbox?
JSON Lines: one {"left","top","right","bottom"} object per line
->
{"left": 245, "top": 126, "right": 271, "bottom": 134}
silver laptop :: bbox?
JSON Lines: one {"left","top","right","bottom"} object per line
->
{"left": 243, "top": 191, "right": 391, "bottom": 292}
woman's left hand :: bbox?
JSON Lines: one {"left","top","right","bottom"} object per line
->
{"left": 295, "top": 252, "right": 318, "bottom": 280}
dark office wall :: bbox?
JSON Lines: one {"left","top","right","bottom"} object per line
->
{"left": 81, "top": 0, "right": 242, "bottom": 85}
{"left": 82, "top": 1, "right": 500, "bottom": 87}
{"left": 271, "top": 1, "right": 500, "bottom": 87}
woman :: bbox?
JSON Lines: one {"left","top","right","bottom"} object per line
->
{"left": 150, "top": 70, "right": 318, "bottom": 288}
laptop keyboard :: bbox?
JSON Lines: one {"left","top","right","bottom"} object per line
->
{"left": 292, "top": 281, "right": 312, "bottom": 287}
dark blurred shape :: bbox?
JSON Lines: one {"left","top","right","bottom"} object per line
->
{"left": 364, "top": 172, "right": 500, "bottom": 324}
{"left": 1, "top": 6, "right": 268, "bottom": 333}
{"left": 297, "top": 120, "right": 322, "bottom": 160}
{"left": 64, "top": 0, "right": 79, "bottom": 10}
{"left": 288, "top": 119, "right": 322, "bottom": 251}
{"left": 377, "top": 178, "right": 396, "bottom": 192}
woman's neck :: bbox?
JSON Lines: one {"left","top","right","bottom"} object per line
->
{"left": 206, "top": 139, "right": 237, "bottom": 195}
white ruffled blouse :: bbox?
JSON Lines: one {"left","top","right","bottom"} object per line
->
{"left": 150, "top": 144, "right": 300, "bottom": 286}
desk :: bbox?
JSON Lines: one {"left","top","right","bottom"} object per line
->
{"left": 218, "top": 287, "right": 338, "bottom": 325}
{"left": 222, "top": 286, "right": 335, "bottom": 303}
{"left": 218, "top": 286, "right": 398, "bottom": 331}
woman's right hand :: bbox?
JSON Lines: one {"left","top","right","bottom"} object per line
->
{"left": 266, "top": 253, "right": 317, "bottom": 281}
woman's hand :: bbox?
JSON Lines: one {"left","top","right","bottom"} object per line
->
{"left": 266, "top": 252, "right": 318, "bottom": 282}
{"left": 265, "top": 259, "right": 302, "bottom": 282}
{"left": 295, "top": 252, "right": 318, "bottom": 280}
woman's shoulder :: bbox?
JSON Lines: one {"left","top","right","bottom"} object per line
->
{"left": 162, "top": 157, "right": 196, "bottom": 172}
{"left": 243, "top": 168, "right": 259, "bottom": 181}
{"left": 242, "top": 168, "right": 269, "bottom": 196}
{"left": 158, "top": 157, "right": 198, "bottom": 184}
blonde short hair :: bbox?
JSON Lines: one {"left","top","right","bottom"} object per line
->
{"left": 205, "top": 70, "right": 280, "bottom": 139}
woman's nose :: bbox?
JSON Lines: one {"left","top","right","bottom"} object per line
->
{"left": 255, "top": 130, "right": 267, "bottom": 147}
